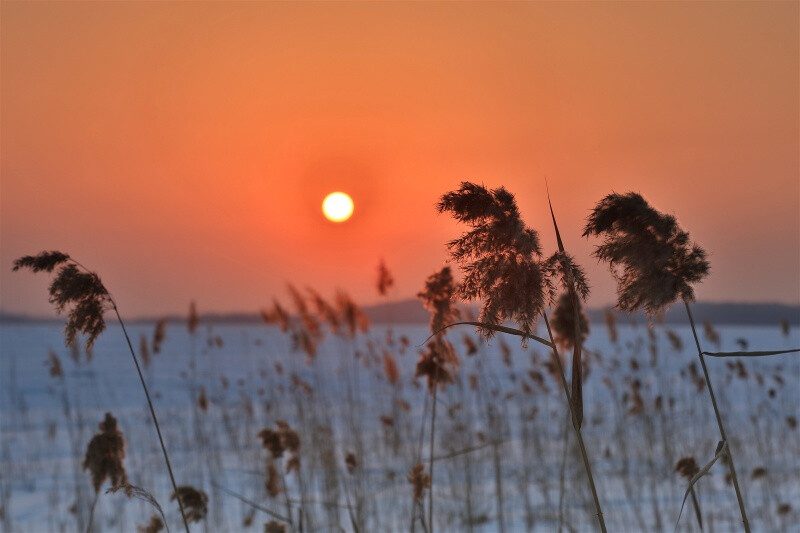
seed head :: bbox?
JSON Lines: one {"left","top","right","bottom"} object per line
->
{"left": 83, "top": 413, "right": 127, "bottom": 492}
{"left": 583, "top": 192, "right": 709, "bottom": 315}
{"left": 407, "top": 462, "right": 431, "bottom": 503}
{"left": 550, "top": 292, "right": 589, "bottom": 349}
{"left": 170, "top": 486, "right": 208, "bottom": 523}
{"left": 438, "top": 182, "right": 552, "bottom": 338}
{"left": 13, "top": 252, "right": 111, "bottom": 350}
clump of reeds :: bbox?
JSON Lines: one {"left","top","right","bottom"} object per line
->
{"left": 13, "top": 251, "right": 191, "bottom": 532}
{"left": 583, "top": 193, "right": 750, "bottom": 531}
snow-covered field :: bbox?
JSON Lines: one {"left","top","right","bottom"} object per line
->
{"left": 1, "top": 320, "right": 798, "bottom": 532}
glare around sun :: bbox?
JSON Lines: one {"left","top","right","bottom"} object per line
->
{"left": 322, "top": 192, "right": 354, "bottom": 222}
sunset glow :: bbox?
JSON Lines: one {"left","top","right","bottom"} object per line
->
{"left": 0, "top": 1, "right": 797, "bottom": 316}
{"left": 322, "top": 192, "right": 354, "bottom": 223}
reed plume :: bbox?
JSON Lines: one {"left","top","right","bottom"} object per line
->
{"left": 171, "top": 487, "right": 208, "bottom": 523}
{"left": 550, "top": 292, "right": 589, "bottom": 349}
{"left": 583, "top": 192, "right": 709, "bottom": 315}
{"left": 376, "top": 259, "right": 394, "bottom": 296}
{"left": 437, "top": 183, "right": 551, "bottom": 338}
{"left": 13, "top": 252, "right": 108, "bottom": 349}
{"left": 187, "top": 301, "right": 199, "bottom": 334}
{"left": 137, "top": 516, "right": 165, "bottom": 533}
{"left": 83, "top": 413, "right": 127, "bottom": 493}
{"left": 407, "top": 463, "right": 430, "bottom": 503}
{"left": 152, "top": 319, "right": 167, "bottom": 354}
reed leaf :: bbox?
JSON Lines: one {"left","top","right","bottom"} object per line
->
{"left": 675, "top": 441, "right": 727, "bottom": 532}
{"left": 702, "top": 348, "right": 800, "bottom": 358}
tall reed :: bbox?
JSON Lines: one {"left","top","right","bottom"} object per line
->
{"left": 583, "top": 192, "right": 750, "bottom": 531}
{"left": 13, "top": 251, "right": 191, "bottom": 532}
{"left": 436, "top": 183, "right": 607, "bottom": 532}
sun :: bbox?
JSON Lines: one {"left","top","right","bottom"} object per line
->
{"left": 322, "top": 192, "right": 354, "bottom": 222}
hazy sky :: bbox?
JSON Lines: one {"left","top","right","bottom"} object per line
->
{"left": 2, "top": 1, "right": 798, "bottom": 318}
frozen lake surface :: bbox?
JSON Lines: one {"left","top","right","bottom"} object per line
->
{"left": 1, "top": 320, "right": 798, "bottom": 532}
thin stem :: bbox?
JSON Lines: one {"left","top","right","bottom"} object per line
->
{"left": 112, "top": 306, "right": 191, "bottom": 533}
{"left": 86, "top": 491, "right": 99, "bottom": 533}
{"left": 684, "top": 301, "right": 750, "bottom": 533}
{"left": 428, "top": 381, "right": 438, "bottom": 533}
{"left": 543, "top": 314, "right": 607, "bottom": 533}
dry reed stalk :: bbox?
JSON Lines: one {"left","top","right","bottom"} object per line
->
{"left": 416, "top": 266, "right": 460, "bottom": 533}
{"left": 13, "top": 251, "right": 191, "bottom": 532}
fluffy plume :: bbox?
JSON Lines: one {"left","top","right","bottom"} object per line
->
{"left": 383, "top": 351, "right": 401, "bottom": 386}
{"left": 417, "top": 266, "right": 460, "bottom": 335}
{"left": 345, "top": 452, "right": 357, "bottom": 474}
{"left": 47, "top": 350, "right": 64, "bottom": 378}
{"left": 415, "top": 339, "right": 457, "bottom": 392}
{"left": 416, "top": 267, "right": 460, "bottom": 391}
{"left": 544, "top": 251, "right": 590, "bottom": 303}
{"left": 675, "top": 456, "right": 700, "bottom": 480}
{"left": 188, "top": 301, "right": 199, "bottom": 334}
{"left": 170, "top": 486, "right": 208, "bottom": 523}
{"left": 152, "top": 319, "right": 167, "bottom": 354}
{"left": 335, "top": 290, "right": 370, "bottom": 336}
{"left": 83, "top": 413, "right": 127, "bottom": 492}
{"left": 407, "top": 462, "right": 431, "bottom": 503}
{"left": 306, "top": 288, "right": 341, "bottom": 334}
{"left": 261, "top": 300, "right": 291, "bottom": 332}
{"left": 550, "top": 292, "right": 590, "bottom": 349}
{"left": 139, "top": 334, "right": 151, "bottom": 368}
{"left": 13, "top": 252, "right": 110, "bottom": 349}
{"left": 376, "top": 259, "right": 395, "bottom": 296}
{"left": 265, "top": 521, "right": 287, "bottom": 533}
{"left": 137, "top": 515, "right": 165, "bottom": 533}
{"left": 438, "top": 182, "right": 551, "bottom": 338}
{"left": 12, "top": 250, "right": 71, "bottom": 273}
{"left": 583, "top": 192, "right": 709, "bottom": 315}
{"left": 265, "top": 462, "right": 282, "bottom": 498}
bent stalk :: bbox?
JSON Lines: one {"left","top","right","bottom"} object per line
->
{"left": 111, "top": 306, "right": 191, "bottom": 533}
{"left": 684, "top": 301, "right": 750, "bottom": 532}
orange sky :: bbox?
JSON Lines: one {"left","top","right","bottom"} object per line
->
{"left": 2, "top": 1, "right": 798, "bottom": 317}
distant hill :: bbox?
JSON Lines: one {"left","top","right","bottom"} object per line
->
{"left": 2, "top": 300, "right": 798, "bottom": 326}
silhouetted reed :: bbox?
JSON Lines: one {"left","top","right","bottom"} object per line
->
{"left": 83, "top": 412, "right": 127, "bottom": 532}
{"left": 437, "top": 183, "right": 606, "bottom": 532}
{"left": 583, "top": 192, "right": 750, "bottom": 531}
{"left": 377, "top": 259, "right": 395, "bottom": 296}
{"left": 416, "top": 266, "right": 460, "bottom": 532}
{"left": 13, "top": 251, "right": 191, "bottom": 532}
